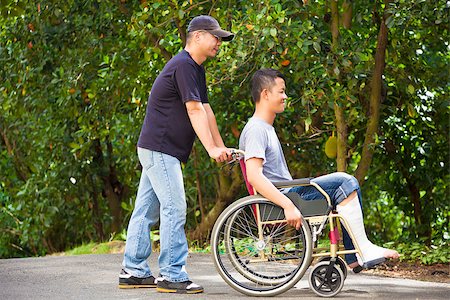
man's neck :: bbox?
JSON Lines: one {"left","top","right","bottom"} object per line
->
{"left": 184, "top": 46, "right": 206, "bottom": 65}
{"left": 253, "top": 107, "right": 276, "bottom": 126}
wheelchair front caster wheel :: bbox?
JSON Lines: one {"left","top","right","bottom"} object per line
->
{"left": 317, "top": 256, "right": 348, "bottom": 279}
{"left": 308, "top": 261, "right": 345, "bottom": 297}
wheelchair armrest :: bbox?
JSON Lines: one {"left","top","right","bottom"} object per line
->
{"left": 271, "top": 178, "right": 311, "bottom": 188}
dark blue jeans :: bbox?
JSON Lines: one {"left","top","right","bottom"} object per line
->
{"left": 289, "top": 172, "right": 362, "bottom": 264}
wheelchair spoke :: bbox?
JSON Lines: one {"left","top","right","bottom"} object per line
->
{"left": 226, "top": 220, "right": 256, "bottom": 240}
{"left": 235, "top": 211, "right": 258, "bottom": 236}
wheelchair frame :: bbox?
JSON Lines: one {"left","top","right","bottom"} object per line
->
{"left": 211, "top": 150, "right": 364, "bottom": 297}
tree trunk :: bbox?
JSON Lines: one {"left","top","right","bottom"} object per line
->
{"left": 192, "top": 146, "right": 205, "bottom": 223}
{"left": 103, "top": 180, "right": 122, "bottom": 234}
{"left": 174, "top": 16, "right": 187, "bottom": 47}
{"left": 403, "top": 169, "right": 431, "bottom": 243}
{"left": 342, "top": 0, "right": 353, "bottom": 29}
{"left": 409, "top": 183, "right": 422, "bottom": 226}
{"left": 189, "top": 166, "right": 242, "bottom": 242}
{"left": 93, "top": 138, "right": 125, "bottom": 235}
{"left": 354, "top": 0, "right": 391, "bottom": 184}
{"left": 145, "top": 30, "right": 173, "bottom": 61}
{"left": 331, "top": 0, "right": 348, "bottom": 172}
{"left": 334, "top": 105, "right": 347, "bottom": 171}
{"left": 384, "top": 140, "right": 431, "bottom": 242}
{"left": 90, "top": 173, "right": 105, "bottom": 240}
{"left": 330, "top": 0, "right": 339, "bottom": 50}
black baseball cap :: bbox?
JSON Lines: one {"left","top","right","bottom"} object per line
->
{"left": 187, "top": 15, "right": 234, "bottom": 42}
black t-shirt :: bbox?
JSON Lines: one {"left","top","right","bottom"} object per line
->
{"left": 137, "top": 50, "right": 208, "bottom": 163}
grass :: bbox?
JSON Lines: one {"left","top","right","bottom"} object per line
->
{"left": 55, "top": 240, "right": 126, "bottom": 256}
{"left": 57, "top": 240, "right": 209, "bottom": 256}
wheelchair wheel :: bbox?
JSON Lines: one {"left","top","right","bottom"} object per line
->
{"left": 211, "top": 195, "right": 312, "bottom": 297}
{"left": 308, "top": 261, "right": 345, "bottom": 297}
{"left": 224, "top": 210, "right": 301, "bottom": 285}
{"left": 317, "top": 256, "right": 348, "bottom": 279}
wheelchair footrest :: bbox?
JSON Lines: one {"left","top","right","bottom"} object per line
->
{"left": 353, "top": 257, "right": 386, "bottom": 273}
{"left": 363, "top": 257, "right": 386, "bottom": 269}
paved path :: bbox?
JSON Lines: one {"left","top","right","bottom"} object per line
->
{"left": 1, "top": 253, "right": 449, "bottom": 299}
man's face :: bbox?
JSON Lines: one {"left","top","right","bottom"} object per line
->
{"left": 265, "top": 77, "right": 288, "bottom": 114}
{"left": 197, "top": 31, "right": 222, "bottom": 57}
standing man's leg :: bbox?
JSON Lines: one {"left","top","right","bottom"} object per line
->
{"left": 120, "top": 148, "right": 161, "bottom": 288}
{"left": 146, "top": 151, "right": 203, "bottom": 293}
{"left": 147, "top": 151, "right": 189, "bottom": 281}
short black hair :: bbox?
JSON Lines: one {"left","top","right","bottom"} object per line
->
{"left": 251, "top": 68, "right": 285, "bottom": 103}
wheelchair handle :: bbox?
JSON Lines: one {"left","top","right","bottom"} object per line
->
{"left": 230, "top": 149, "right": 245, "bottom": 159}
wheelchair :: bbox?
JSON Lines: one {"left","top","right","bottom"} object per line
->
{"left": 211, "top": 150, "right": 363, "bottom": 297}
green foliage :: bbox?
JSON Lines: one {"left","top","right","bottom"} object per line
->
{"left": 363, "top": 0, "right": 449, "bottom": 246}
{"left": 0, "top": 0, "right": 448, "bottom": 259}
{"left": 396, "top": 242, "right": 450, "bottom": 265}
{"left": 1, "top": 0, "right": 147, "bottom": 257}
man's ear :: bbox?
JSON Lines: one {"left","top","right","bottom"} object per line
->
{"left": 191, "top": 31, "right": 202, "bottom": 44}
{"left": 261, "top": 89, "right": 268, "bottom": 100}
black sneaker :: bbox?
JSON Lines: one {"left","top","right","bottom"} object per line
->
{"left": 118, "top": 269, "right": 158, "bottom": 289}
{"left": 156, "top": 279, "right": 204, "bottom": 294}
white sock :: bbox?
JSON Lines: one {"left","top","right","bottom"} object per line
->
{"left": 336, "top": 195, "right": 388, "bottom": 265}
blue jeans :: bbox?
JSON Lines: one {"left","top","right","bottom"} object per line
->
{"left": 289, "top": 172, "right": 362, "bottom": 265}
{"left": 122, "top": 148, "right": 189, "bottom": 282}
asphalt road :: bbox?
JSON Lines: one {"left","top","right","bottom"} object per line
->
{"left": 1, "top": 253, "right": 449, "bottom": 300}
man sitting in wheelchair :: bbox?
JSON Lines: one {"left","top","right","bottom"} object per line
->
{"left": 239, "top": 68, "right": 399, "bottom": 270}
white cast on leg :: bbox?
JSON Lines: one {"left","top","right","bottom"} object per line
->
{"left": 336, "top": 196, "right": 388, "bottom": 265}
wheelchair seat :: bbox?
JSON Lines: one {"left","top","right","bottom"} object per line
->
{"left": 259, "top": 192, "right": 330, "bottom": 222}
{"left": 286, "top": 192, "right": 330, "bottom": 217}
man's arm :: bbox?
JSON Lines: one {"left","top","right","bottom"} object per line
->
{"left": 186, "top": 100, "right": 229, "bottom": 162}
{"left": 203, "top": 103, "right": 225, "bottom": 148}
{"left": 246, "top": 157, "right": 302, "bottom": 230}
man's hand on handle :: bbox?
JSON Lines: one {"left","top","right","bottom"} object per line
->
{"left": 208, "top": 147, "right": 232, "bottom": 163}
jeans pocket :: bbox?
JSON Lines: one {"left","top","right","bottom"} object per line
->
{"left": 137, "top": 147, "right": 154, "bottom": 171}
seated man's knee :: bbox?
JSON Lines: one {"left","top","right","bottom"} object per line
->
{"left": 337, "top": 172, "right": 359, "bottom": 189}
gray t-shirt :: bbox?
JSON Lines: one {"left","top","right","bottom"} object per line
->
{"left": 239, "top": 117, "right": 292, "bottom": 182}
